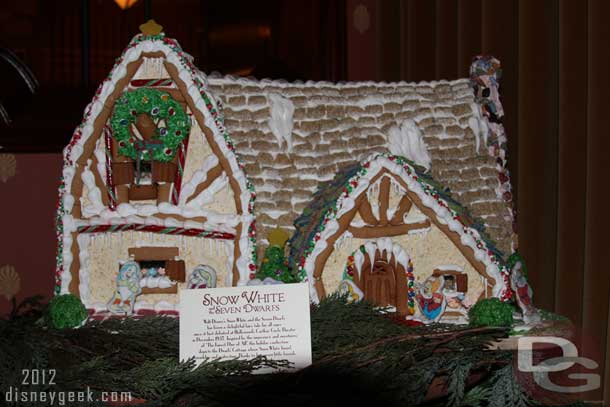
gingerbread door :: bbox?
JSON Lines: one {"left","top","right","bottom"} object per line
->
{"left": 363, "top": 260, "right": 396, "bottom": 307}
{"left": 353, "top": 246, "right": 408, "bottom": 315}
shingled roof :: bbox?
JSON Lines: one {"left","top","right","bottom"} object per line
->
{"left": 207, "top": 75, "right": 514, "bottom": 255}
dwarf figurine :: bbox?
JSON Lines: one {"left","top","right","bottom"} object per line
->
{"left": 510, "top": 261, "right": 541, "bottom": 324}
{"left": 187, "top": 264, "right": 217, "bottom": 289}
{"left": 338, "top": 279, "right": 364, "bottom": 303}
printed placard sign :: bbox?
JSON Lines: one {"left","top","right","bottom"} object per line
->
{"left": 180, "top": 283, "right": 312, "bottom": 372}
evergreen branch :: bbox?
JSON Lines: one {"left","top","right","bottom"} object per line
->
{"left": 314, "top": 325, "right": 508, "bottom": 366}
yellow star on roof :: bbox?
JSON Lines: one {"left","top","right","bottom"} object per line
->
{"left": 268, "top": 228, "right": 290, "bottom": 248}
{"left": 139, "top": 19, "right": 163, "bottom": 36}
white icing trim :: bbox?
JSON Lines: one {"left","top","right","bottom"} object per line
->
{"left": 386, "top": 120, "right": 432, "bottom": 171}
{"left": 179, "top": 155, "right": 219, "bottom": 204}
{"left": 435, "top": 264, "right": 465, "bottom": 272}
{"left": 267, "top": 93, "right": 295, "bottom": 154}
{"left": 81, "top": 159, "right": 105, "bottom": 217}
{"left": 186, "top": 173, "right": 229, "bottom": 209}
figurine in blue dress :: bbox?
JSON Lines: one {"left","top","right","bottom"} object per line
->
{"left": 107, "top": 261, "right": 142, "bottom": 315}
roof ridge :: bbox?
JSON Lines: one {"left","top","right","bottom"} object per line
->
{"left": 207, "top": 73, "right": 470, "bottom": 89}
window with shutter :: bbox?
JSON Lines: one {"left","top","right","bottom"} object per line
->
{"left": 432, "top": 268, "right": 468, "bottom": 293}
{"left": 166, "top": 260, "right": 186, "bottom": 282}
{"left": 109, "top": 140, "right": 178, "bottom": 204}
{"left": 125, "top": 246, "right": 184, "bottom": 295}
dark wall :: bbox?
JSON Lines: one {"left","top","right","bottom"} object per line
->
{"left": 0, "top": 0, "right": 346, "bottom": 152}
{"left": 0, "top": 155, "right": 62, "bottom": 315}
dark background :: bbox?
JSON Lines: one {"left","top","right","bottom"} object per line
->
{"left": 0, "top": 0, "right": 608, "bottom": 402}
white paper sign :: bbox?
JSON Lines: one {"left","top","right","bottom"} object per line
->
{"left": 180, "top": 283, "right": 312, "bottom": 372}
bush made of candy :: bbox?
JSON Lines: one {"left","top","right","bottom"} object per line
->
{"left": 468, "top": 298, "right": 514, "bottom": 327}
{"left": 46, "top": 294, "right": 88, "bottom": 329}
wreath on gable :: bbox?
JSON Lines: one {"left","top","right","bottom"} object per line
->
{"left": 110, "top": 88, "right": 190, "bottom": 163}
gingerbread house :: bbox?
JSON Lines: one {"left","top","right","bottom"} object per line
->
{"left": 206, "top": 55, "right": 516, "bottom": 322}
{"left": 56, "top": 26, "right": 517, "bottom": 322}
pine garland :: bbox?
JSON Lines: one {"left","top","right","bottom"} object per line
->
{"left": 0, "top": 296, "right": 590, "bottom": 407}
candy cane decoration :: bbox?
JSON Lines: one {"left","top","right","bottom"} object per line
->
{"left": 171, "top": 136, "right": 188, "bottom": 205}
{"left": 77, "top": 223, "right": 234, "bottom": 240}
{"left": 104, "top": 125, "right": 117, "bottom": 210}
{"left": 130, "top": 78, "right": 173, "bottom": 88}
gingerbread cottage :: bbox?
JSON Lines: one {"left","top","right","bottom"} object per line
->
{"left": 206, "top": 55, "right": 516, "bottom": 322}
{"left": 56, "top": 27, "right": 516, "bottom": 321}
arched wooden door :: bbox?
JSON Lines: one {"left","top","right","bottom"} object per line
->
{"left": 363, "top": 259, "right": 396, "bottom": 307}
{"left": 354, "top": 246, "right": 408, "bottom": 315}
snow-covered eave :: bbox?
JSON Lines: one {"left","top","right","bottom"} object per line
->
{"left": 56, "top": 34, "right": 257, "bottom": 294}
{"left": 300, "top": 153, "right": 507, "bottom": 303}
{"left": 79, "top": 201, "right": 249, "bottom": 234}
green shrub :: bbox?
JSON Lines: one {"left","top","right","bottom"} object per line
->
{"left": 469, "top": 298, "right": 514, "bottom": 327}
{"left": 257, "top": 245, "right": 297, "bottom": 283}
{"left": 46, "top": 294, "right": 88, "bottom": 329}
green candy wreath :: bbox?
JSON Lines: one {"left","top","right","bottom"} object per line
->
{"left": 110, "top": 88, "right": 190, "bottom": 162}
